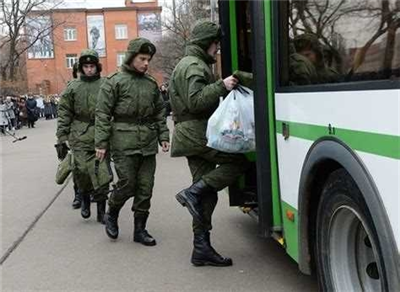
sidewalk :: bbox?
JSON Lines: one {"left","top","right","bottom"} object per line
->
{"left": 1, "top": 119, "right": 317, "bottom": 292}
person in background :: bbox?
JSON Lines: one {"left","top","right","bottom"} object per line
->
{"left": 18, "top": 97, "right": 28, "bottom": 128}
{"left": 0, "top": 97, "right": 10, "bottom": 135}
{"left": 5, "top": 96, "right": 16, "bottom": 131}
{"left": 293, "top": 34, "right": 341, "bottom": 84}
{"left": 26, "top": 95, "right": 37, "bottom": 129}
{"left": 50, "top": 96, "right": 58, "bottom": 119}
{"left": 160, "top": 83, "right": 171, "bottom": 117}
{"left": 44, "top": 97, "right": 53, "bottom": 120}
{"left": 11, "top": 97, "right": 20, "bottom": 129}
{"left": 36, "top": 95, "right": 45, "bottom": 118}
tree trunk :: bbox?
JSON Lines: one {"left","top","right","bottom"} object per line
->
{"left": 8, "top": 40, "right": 17, "bottom": 81}
{"left": 382, "top": 24, "right": 397, "bottom": 78}
{"left": 0, "top": 66, "right": 7, "bottom": 81}
{"left": 352, "top": 29, "right": 387, "bottom": 72}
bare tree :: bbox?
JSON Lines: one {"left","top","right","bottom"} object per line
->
{"left": 0, "top": 0, "right": 64, "bottom": 81}
{"left": 290, "top": 0, "right": 400, "bottom": 75}
{"left": 152, "top": 0, "right": 214, "bottom": 81}
{"left": 340, "top": 0, "right": 399, "bottom": 74}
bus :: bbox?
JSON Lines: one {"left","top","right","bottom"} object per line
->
{"left": 218, "top": 0, "right": 400, "bottom": 291}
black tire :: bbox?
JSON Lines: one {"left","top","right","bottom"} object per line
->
{"left": 316, "top": 169, "right": 388, "bottom": 292}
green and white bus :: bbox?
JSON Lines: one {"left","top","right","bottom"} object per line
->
{"left": 218, "top": 0, "right": 400, "bottom": 290}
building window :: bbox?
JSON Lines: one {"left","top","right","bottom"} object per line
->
{"left": 66, "top": 54, "right": 78, "bottom": 68}
{"left": 117, "top": 52, "right": 125, "bottom": 67}
{"left": 64, "top": 28, "right": 77, "bottom": 41}
{"left": 115, "top": 24, "right": 128, "bottom": 40}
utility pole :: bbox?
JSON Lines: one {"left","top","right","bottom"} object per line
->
{"left": 172, "top": 0, "right": 176, "bottom": 26}
{"left": 210, "top": 0, "right": 217, "bottom": 22}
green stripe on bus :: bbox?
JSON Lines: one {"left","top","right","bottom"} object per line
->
{"left": 276, "top": 120, "right": 400, "bottom": 159}
{"left": 229, "top": 0, "right": 238, "bottom": 71}
{"left": 265, "top": 0, "right": 283, "bottom": 227}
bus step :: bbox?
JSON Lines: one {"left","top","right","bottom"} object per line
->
{"left": 271, "top": 231, "right": 285, "bottom": 246}
{"left": 240, "top": 206, "right": 259, "bottom": 222}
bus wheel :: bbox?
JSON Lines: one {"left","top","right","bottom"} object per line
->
{"left": 316, "top": 169, "right": 387, "bottom": 292}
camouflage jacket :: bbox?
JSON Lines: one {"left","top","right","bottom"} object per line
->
{"left": 57, "top": 75, "right": 104, "bottom": 151}
{"left": 169, "top": 44, "right": 228, "bottom": 157}
{"left": 95, "top": 67, "right": 169, "bottom": 156}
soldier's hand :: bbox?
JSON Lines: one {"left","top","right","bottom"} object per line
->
{"left": 223, "top": 75, "right": 239, "bottom": 91}
{"left": 95, "top": 148, "right": 107, "bottom": 162}
{"left": 161, "top": 141, "right": 170, "bottom": 152}
{"left": 55, "top": 142, "right": 69, "bottom": 160}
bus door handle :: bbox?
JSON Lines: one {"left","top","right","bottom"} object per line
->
{"left": 282, "top": 122, "right": 290, "bottom": 140}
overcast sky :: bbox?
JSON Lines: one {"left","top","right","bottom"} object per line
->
{"left": 61, "top": 0, "right": 169, "bottom": 9}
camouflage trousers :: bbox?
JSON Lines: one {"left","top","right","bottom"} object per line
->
{"left": 187, "top": 148, "right": 249, "bottom": 232}
{"left": 72, "top": 150, "right": 110, "bottom": 202}
{"left": 109, "top": 153, "right": 156, "bottom": 218}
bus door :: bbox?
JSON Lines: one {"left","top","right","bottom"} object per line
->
{"left": 219, "top": 0, "right": 283, "bottom": 238}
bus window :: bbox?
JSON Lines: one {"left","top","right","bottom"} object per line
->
{"left": 285, "top": 0, "right": 400, "bottom": 86}
{"left": 236, "top": 0, "right": 252, "bottom": 72}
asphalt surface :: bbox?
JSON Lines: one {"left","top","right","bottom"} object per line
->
{"left": 1, "top": 119, "right": 318, "bottom": 292}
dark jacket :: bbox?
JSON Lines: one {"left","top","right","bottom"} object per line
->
{"left": 26, "top": 98, "right": 37, "bottom": 121}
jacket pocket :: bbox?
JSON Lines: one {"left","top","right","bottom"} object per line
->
{"left": 110, "top": 123, "right": 138, "bottom": 152}
{"left": 70, "top": 121, "right": 92, "bottom": 145}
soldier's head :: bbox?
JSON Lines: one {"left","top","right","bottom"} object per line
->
{"left": 189, "top": 21, "right": 222, "bottom": 58}
{"left": 78, "top": 49, "right": 102, "bottom": 77}
{"left": 125, "top": 37, "right": 156, "bottom": 74}
{"left": 294, "top": 34, "right": 323, "bottom": 66}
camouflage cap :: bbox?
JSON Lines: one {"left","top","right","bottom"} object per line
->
{"left": 189, "top": 21, "right": 222, "bottom": 51}
{"left": 124, "top": 37, "right": 156, "bottom": 65}
{"left": 79, "top": 49, "right": 99, "bottom": 64}
{"left": 293, "top": 34, "right": 322, "bottom": 54}
{"left": 127, "top": 37, "right": 156, "bottom": 56}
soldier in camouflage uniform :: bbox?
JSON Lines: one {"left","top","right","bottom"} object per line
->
{"left": 289, "top": 42, "right": 319, "bottom": 85}
{"left": 56, "top": 49, "right": 110, "bottom": 223}
{"left": 293, "top": 34, "right": 341, "bottom": 84}
{"left": 169, "top": 21, "right": 250, "bottom": 267}
{"left": 95, "top": 38, "right": 170, "bottom": 246}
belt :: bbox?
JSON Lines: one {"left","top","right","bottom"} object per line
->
{"left": 75, "top": 116, "right": 94, "bottom": 124}
{"left": 173, "top": 113, "right": 209, "bottom": 123}
{"left": 114, "top": 116, "right": 152, "bottom": 125}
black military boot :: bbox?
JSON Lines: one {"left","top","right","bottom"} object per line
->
{"left": 105, "top": 207, "right": 120, "bottom": 239}
{"left": 176, "top": 179, "right": 214, "bottom": 223}
{"left": 133, "top": 215, "right": 156, "bottom": 246}
{"left": 191, "top": 231, "right": 232, "bottom": 267}
{"left": 81, "top": 194, "right": 91, "bottom": 219}
{"left": 72, "top": 186, "right": 82, "bottom": 209}
{"left": 96, "top": 201, "right": 106, "bottom": 224}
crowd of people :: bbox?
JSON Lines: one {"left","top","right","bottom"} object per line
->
{"left": 0, "top": 94, "right": 59, "bottom": 135}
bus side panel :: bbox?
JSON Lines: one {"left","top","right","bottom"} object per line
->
{"left": 275, "top": 90, "right": 400, "bottom": 255}
{"left": 277, "top": 135, "right": 313, "bottom": 261}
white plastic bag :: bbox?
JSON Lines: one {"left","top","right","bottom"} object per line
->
{"left": 206, "top": 86, "right": 255, "bottom": 153}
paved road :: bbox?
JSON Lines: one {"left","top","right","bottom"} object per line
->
{"left": 1, "top": 119, "right": 318, "bottom": 292}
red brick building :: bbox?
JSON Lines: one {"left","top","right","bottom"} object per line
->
{"left": 26, "top": 0, "right": 162, "bottom": 95}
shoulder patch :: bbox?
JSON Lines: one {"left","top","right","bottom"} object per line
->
{"left": 107, "top": 72, "right": 119, "bottom": 79}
